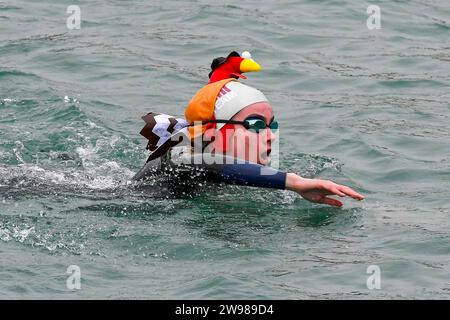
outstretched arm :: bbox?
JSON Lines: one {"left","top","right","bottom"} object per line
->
{"left": 173, "top": 153, "right": 365, "bottom": 207}
{"left": 285, "top": 173, "right": 364, "bottom": 207}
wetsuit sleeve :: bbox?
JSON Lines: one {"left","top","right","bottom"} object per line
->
{"left": 210, "top": 162, "right": 286, "bottom": 189}
{"left": 180, "top": 154, "right": 287, "bottom": 190}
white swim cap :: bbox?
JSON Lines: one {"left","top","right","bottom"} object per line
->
{"left": 214, "top": 81, "right": 268, "bottom": 130}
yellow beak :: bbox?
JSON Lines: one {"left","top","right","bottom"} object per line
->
{"left": 240, "top": 59, "right": 262, "bottom": 73}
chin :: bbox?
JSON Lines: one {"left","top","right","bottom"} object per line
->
{"left": 257, "top": 148, "right": 271, "bottom": 166}
{"left": 258, "top": 156, "right": 270, "bottom": 166}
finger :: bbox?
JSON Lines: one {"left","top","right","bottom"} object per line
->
{"left": 330, "top": 188, "right": 346, "bottom": 197}
{"left": 316, "top": 181, "right": 344, "bottom": 196}
{"left": 319, "top": 197, "right": 343, "bottom": 207}
{"left": 338, "top": 185, "right": 365, "bottom": 200}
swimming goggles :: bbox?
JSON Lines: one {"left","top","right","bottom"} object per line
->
{"left": 202, "top": 117, "right": 278, "bottom": 133}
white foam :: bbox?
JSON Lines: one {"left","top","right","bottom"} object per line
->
{"left": 1, "top": 98, "right": 17, "bottom": 104}
{"left": 1, "top": 133, "right": 137, "bottom": 191}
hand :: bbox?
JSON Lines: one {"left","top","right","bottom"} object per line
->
{"left": 286, "top": 173, "right": 365, "bottom": 207}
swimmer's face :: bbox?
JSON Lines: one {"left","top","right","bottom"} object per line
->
{"left": 208, "top": 101, "right": 276, "bottom": 165}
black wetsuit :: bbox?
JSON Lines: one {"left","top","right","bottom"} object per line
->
{"left": 133, "top": 150, "right": 286, "bottom": 191}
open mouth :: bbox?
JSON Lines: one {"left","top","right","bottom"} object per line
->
{"left": 260, "top": 148, "right": 271, "bottom": 161}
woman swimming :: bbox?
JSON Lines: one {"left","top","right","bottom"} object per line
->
{"left": 134, "top": 51, "right": 364, "bottom": 207}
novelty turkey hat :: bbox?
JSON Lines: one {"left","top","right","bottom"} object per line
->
{"left": 208, "top": 51, "right": 262, "bottom": 83}
{"left": 185, "top": 51, "right": 267, "bottom": 139}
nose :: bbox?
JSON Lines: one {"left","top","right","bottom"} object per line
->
{"left": 263, "top": 126, "right": 276, "bottom": 145}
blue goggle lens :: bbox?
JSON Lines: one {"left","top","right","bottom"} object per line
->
{"left": 244, "top": 119, "right": 278, "bottom": 133}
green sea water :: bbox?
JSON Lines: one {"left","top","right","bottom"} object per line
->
{"left": 1, "top": 0, "right": 449, "bottom": 299}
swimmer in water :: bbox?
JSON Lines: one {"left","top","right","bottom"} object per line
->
{"left": 134, "top": 51, "right": 364, "bottom": 207}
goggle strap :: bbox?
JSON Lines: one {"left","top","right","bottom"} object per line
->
{"left": 190, "top": 119, "right": 250, "bottom": 129}
{"left": 189, "top": 119, "right": 276, "bottom": 131}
